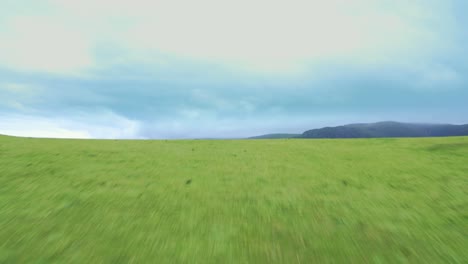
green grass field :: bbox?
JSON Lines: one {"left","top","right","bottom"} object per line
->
{"left": 0, "top": 135, "right": 467, "bottom": 263}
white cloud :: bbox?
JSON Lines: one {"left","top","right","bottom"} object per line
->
{"left": 0, "top": 15, "right": 94, "bottom": 75}
{"left": 65, "top": 111, "right": 142, "bottom": 139}
{"left": 2, "top": 83, "right": 32, "bottom": 93}
{"left": 0, "top": 82, "right": 43, "bottom": 113}
{"left": 0, "top": 0, "right": 452, "bottom": 75}
{"left": 419, "top": 65, "right": 461, "bottom": 85}
{"left": 1, "top": 82, "right": 41, "bottom": 94}
{"left": 0, "top": 116, "right": 91, "bottom": 138}
{"left": 394, "top": 63, "right": 464, "bottom": 90}
{"left": 0, "top": 111, "right": 142, "bottom": 139}
{"left": 115, "top": 0, "right": 433, "bottom": 73}
{"left": 4, "top": 101, "right": 28, "bottom": 111}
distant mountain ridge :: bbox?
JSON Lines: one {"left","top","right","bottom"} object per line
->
{"left": 248, "top": 133, "right": 300, "bottom": 139}
{"left": 250, "top": 121, "right": 468, "bottom": 139}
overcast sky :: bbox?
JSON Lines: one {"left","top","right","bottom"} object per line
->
{"left": 1, "top": 0, "right": 467, "bottom": 139}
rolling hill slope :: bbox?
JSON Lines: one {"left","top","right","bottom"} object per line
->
{"left": 299, "top": 121, "right": 468, "bottom": 138}
{"left": 248, "top": 121, "right": 468, "bottom": 139}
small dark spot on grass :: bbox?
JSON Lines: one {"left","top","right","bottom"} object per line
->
{"left": 256, "top": 178, "right": 267, "bottom": 185}
{"left": 186, "top": 179, "right": 192, "bottom": 185}
{"left": 333, "top": 217, "right": 345, "bottom": 225}
{"left": 342, "top": 180, "right": 348, "bottom": 186}
{"left": 400, "top": 246, "right": 412, "bottom": 257}
{"left": 358, "top": 221, "right": 367, "bottom": 230}
{"left": 192, "top": 148, "right": 195, "bottom": 151}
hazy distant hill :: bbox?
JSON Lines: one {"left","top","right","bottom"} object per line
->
{"left": 248, "top": 133, "right": 300, "bottom": 139}
{"left": 247, "top": 121, "right": 468, "bottom": 139}
{"left": 299, "top": 121, "right": 468, "bottom": 138}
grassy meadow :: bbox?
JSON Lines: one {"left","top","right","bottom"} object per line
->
{"left": 0, "top": 135, "right": 467, "bottom": 263}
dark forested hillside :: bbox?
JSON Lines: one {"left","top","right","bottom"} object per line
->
{"left": 299, "top": 121, "right": 468, "bottom": 138}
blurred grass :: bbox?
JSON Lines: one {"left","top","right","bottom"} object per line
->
{"left": 0, "top": 135, "right": 467, "bottom": 263}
